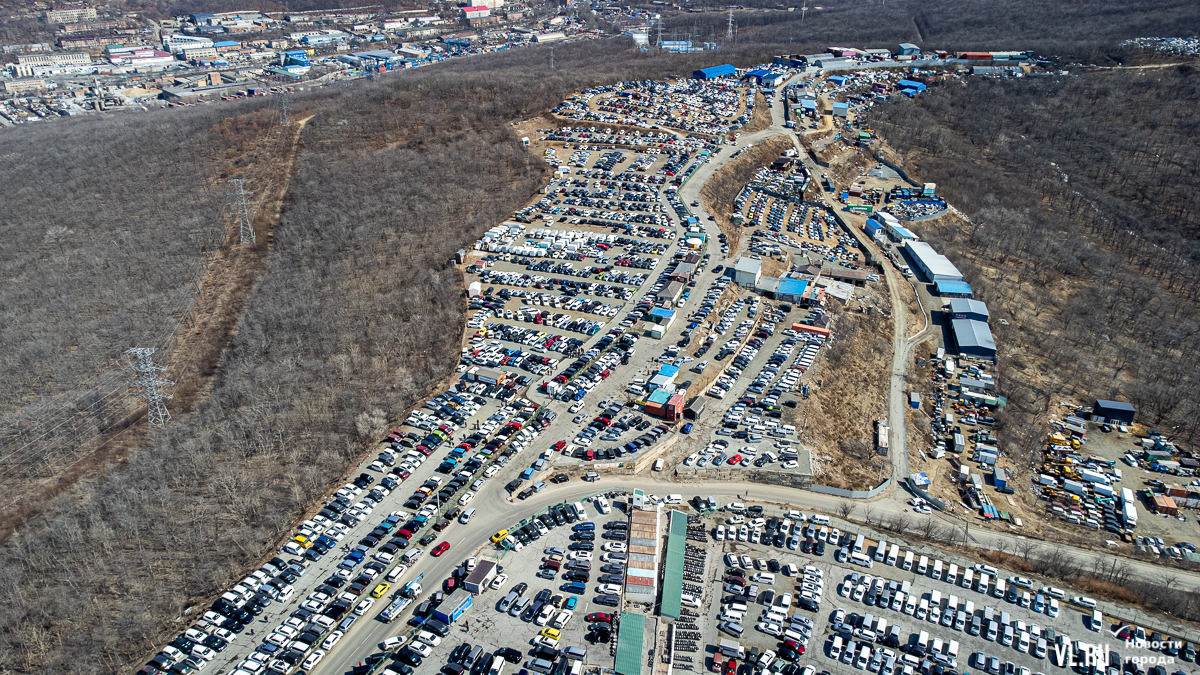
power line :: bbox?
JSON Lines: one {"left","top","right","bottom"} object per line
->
{"left": 227, "top": 179, "right": 258, "bottom": 245}
{"left": 126, "top": 348, "right": 174, "bottom": 428}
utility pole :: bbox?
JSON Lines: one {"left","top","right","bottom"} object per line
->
{"left": 726, "top": 7, "right": 734, "bottom": 43}
{"left": 548, "top": 44, "right": 555, "bottom": 70}
{"left": 227, "top": 179, "right": 258, "bottom": 245}
{"left": 126, "top": 348, "right": 174, "bottom": 428}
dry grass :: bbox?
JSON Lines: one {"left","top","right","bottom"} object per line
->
{"left": 789, "top": 289, "right": 894, "bottom": 489}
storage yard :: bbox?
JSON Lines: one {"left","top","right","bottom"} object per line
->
{"left": 132, "top": 53, "right": 1200, "bottom": 675}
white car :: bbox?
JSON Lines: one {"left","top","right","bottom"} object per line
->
{"left": 301, "top": 650, "right": 326, "bottom": 671}
{"left": 459, "top": 491, "right": 475, "bottom": 505}
{"left": 354, "top": 598, "right": 375, "bottom": 616}
{"left": 416, "top": 631, "right": 442, "bottom": 647}
{"left": 715, "top": 525, "right": 726, "bottom": 541}
{"left": 756, "top": 622, "right": 783, "bottom": 636}
{"left": 484, "top": 465, "right": 501, "bottom": 478}
{"left": 408, "top": 641, "right": 433, "bottom": 658}
{"left": 597, "top": 583, "right": 622, "bottom": 595}
{"left": 570, "top": 551, "right": 593, "bottom": 561}
{"left": 602, "top": 542, "right": 627, "bottom": 553}
{"left": 321, "top": 631, "right": 344, "bottom": 650}
{"left": 490, "top": 574, "right": 509, "bottom": 590}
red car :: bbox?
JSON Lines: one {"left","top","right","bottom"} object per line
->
{"left": 727, "top": 454, "right": 742, "bottom": 465}
{"left": 724, "top": 659, "right": 737, "bottom": 675}
{"left": 552, "top": 441, "right": 566, "bottom": 451}
{"left": 585, "top": 612, "right": 613, "bottom": 623}
{"left": 431, "top": 541, "right": 451, "bottom": 557}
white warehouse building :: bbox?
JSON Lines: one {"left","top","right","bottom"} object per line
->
{"left": 906, "top": 241, "right": 964, "bottom": 283}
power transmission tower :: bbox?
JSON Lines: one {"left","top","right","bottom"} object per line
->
{"left": 227, "top": 179, "right": 258, "bottom": 245}
{"left": 655, "top": 15, "right": 663, "bottom": 48}
{"left": 548, "top": 45, "right": 555, "bottom": 69}
{"left": 726, "top": 7, "right": 734, "bottom": 42}
{"left": 126, "top": 348, "right": 174, "bottom": 428}
{"left": 277, "top": 92, "right": 291, "bottom": 125}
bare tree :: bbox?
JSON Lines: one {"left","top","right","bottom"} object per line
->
{"left": 836, "top": 501, "right": 857, "bottom": 519}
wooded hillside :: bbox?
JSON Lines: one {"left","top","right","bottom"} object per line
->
{"left": 869, "top": 65, "right": 1200, "bottom": 460}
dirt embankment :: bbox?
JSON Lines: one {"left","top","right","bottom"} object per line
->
{"left": 789, "top": 286, "right": 894, "bottom": 490}
{"left": 735, "top": 90, "right": 772, "bottom": 137}
{"left": 700, "top": 136, "right": 794, "bottom": 255}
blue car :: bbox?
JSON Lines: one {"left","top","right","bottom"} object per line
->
{"left": 682, "top": 423, "right": 694, "bottom": 434}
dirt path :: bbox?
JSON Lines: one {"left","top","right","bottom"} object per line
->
{"left": 165, "top": 115, "right": 314, "bottom": 412}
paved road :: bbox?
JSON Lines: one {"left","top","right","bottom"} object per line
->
{"left": 316, "top": 471, "right": 1200, "bottom": 675}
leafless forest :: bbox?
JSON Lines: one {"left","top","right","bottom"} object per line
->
{"left": 869, "top": 66, "right": 1200, "bottom": 464}
{"left": 668, "top": 0, "right": 1200, "bottom": 61}
{"left": 0, "top": 41, "right": 748, "bottom": 674}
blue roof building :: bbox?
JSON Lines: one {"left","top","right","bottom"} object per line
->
{"left": 745, "top": 68, "right": 771, "bottom": 81}
{"left": 828, "top": 75, "right": 849, "bottom": 86}
{"left": 775, "top": 277, "right": 809, "bottom": 303}
{"left": 934, "top": 280, "right": 974, "bottom": 297}
{"left": 897, "top": 79, "right": 927, "bottom": 91}
{"left": 658, "top": 365, "right": 680, "bottom": 379}
{"left": 693, "top": 64, "right": 736, "bottom": 79}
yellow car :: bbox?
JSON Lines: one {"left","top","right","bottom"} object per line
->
{"left": 371, "top": 582, "right": 391, "bottom": 598}
{"left": 490, "top": 529, "right": 509, "bottom": 544}
{"left": 540, "top": 627, "right": 561, "bottom": 641}
{"left": 292, "top": 535, "right": 312, "bottom": 548}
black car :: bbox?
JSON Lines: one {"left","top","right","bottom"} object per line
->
{"left": 594, "top": 594, "right": 620, "bottom": 607}
{"left": 497, "top": 648, "right": 523, "bottom": 664}
{"left": 598, "top": 573, "right": 624, "bottom": 584}
{"left": 571, "top": 532, "right": 595, "bottom": 541}
{"left": 563, "top": 571, "right": 590, "bottom": 582}
{"left": 419, "top": 532, "right": 438, "bottom": 546}
{"left": 569, "top": 542, "right": 594, "bottom": 551}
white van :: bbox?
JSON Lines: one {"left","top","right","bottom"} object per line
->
{"left": 874, "top": 539, "right": 888, "bottom": 562}
{"left": 917, "top": 556, "right": 929, "bottom": 575}
{"left": 946, "top": 563, "right": 958, "bottom": 585}
{"left": 961, "top": 569, "right": 974, "bottom": 590}
{"left": 887, "top": 545, "right": 899, "bottom": 566}
{"left": 782, "top": 424, "right": 796, "bottom": 435}
{"left": 992, "top": 577, "right": 1006, "bottom": 599}
{"left": 851, "top": 552, "right": 873, "bottom": 568}
{"left": 1089, "top": 609, "right": 1103, "bottom": 631}
{"left": 853, "top": 534, "right": 865, "bottom": 554}
{"left": 977, "top": 573, "right": 990, "bottom": 594}
{"left": 810, "top": 514, "right": 830, "bottom": 526}
{"left": 572, "top": 502, "right": 588, "bottom": 520}
{"left": 653, "top": 459, "right": 665, "bottom": 472}
{"left": 902, "top": 551, "right": 915, "bottom": 571}
{"left": 460, "top": 507, "right": 476, "bottom": 524}
{"left": 931, "top": 560, "right": 943, "bottom": 580}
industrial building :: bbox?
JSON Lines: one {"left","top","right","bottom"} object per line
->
{"left": 906, "top": 241, "right": 964, "bottom": 282}
{"left": 731, "top": 257, "right": 762, "bottom": 287}
{"left": 897, "top": 43, "right": 920, "bottom": 56}
{"left": 1093, "top": 399, "right": 1136, "bottom": 425}
{"left": 950, "top": 319, "right": 996, "bottom": 359}
{"left": 692, "top": 63, "right": 736, "bottom": 79}
{"left": 832, "top": 101, "right": 849, "bottom": 117}
{"left": 946, "top": 298, "right": 988, "bottom": 322}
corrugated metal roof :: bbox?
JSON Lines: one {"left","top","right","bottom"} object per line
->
{"left": 934, "top": 280, "right": 974, "bottom": 296}
{"left": 614, "top": 613, "right": 646, "bottom": 675}
{"left": 659, "top": 510, "right": 687, "bottom": 618}
{"left": 908, "top": 241, "right": 963, "bottom": 280}
{"left": 948, "top": 298, "right": 989, "bottom": 317}
{"left": 951, "top": 319, "right": 996, "bottom": 353}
